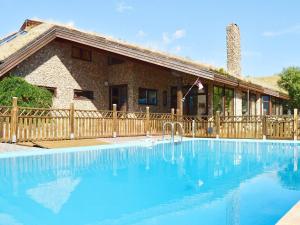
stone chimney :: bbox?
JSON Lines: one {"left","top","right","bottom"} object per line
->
{"left": 226, "top": 23, "right": 241, "bottom": 77}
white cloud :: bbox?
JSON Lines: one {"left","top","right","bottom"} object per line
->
{"left": 137, "top": 30, "right": 146, "bottom": 38}
{"left": 137, "top": 29, "right": 187, "bottom": 55}
{"left": 262, "top": 25, "right": 300, "bottom": 37}
{"left": 116, "top": 2, "right": 133, "bottom": 13}
{"left": 173, "top": 29, "right": 186, "bottom": 39}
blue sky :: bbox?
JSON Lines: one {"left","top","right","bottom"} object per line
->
{"left": 1, "top": 0, "right": 300, "bottom": 77}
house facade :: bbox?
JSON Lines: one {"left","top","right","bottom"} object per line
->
{"left": 0, "top": 20, "right": 289, "bottom": 116}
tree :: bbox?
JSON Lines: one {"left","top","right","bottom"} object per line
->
{"left": 0, "top": 76, "right": 53, "bottom": 108}
{"left": 278, "top": 67, "right": 300, "bottom": 109}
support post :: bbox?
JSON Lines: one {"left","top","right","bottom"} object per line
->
{"left": 215, "top": 111, "right": 220, "bottom": 139}
{"left": 262, "top": 114, "right": 267, "bottom": 140}
{"left": 69, "top": 103, "right": 75, "bottom": 139}
{"left": 146, "top": 106, "right": 150, "bottom": 136}
{"left": 113, "top": 104, "right": 117, "bottom": 138}
{"left": 176, "top": 108, "right": 182, "bottom": 122}
{"left": 171, "top": 108, "right": 175, "bottom": 122}
{"left": 10, "top": 97, "right": 18, "bottom": 143}
{"left": 294, "top": 108, "right": 298, "bottom": 141}
{"left": 177, "top": 77, "right": 183, "bottom": 117}
{"left": 192, "top": 119, "right": 195, "bottom": 138}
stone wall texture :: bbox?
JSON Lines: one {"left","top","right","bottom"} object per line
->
{"left": 227, "top": 23, "right": 241, "bottom": 77}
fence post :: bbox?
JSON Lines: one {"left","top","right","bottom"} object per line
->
{"left": 215, "top": 111, "right": 220, "bottom": 139}
{"left": 69, "top": 103, "right": 75, "bottom": 139}
{"left": 113, "top": 104, "right": 117, "bottom": 138}
{"left": 192, "top": 120, "right": 195, "bottom": 138}
{"left": 176, "top": 108, "right": 182, "bottom": 121}
{"left": 10, "top": 97, "right": 18, "bottom": 143}
{"left": 146, "top": 106, "right": 150, "bottom": 136}
{"left": 262, "top": 114, "right": 267, "bottom": 140}
{"left": 294, "top": 108, "right": 298, "bottom": 141}
{"left": 171, "top": 108, "right": 175, "bottom": 122}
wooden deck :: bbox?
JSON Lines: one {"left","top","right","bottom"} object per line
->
{"left": 18, "top": 139, "right": 109, "bottom": 149}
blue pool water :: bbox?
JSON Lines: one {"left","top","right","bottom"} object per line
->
{"left": 0, "top": 139, "right": 300, "bottom": 225}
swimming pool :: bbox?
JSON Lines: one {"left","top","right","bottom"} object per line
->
{"left": 0, "top": 139, "right": 299, "bottom": 225}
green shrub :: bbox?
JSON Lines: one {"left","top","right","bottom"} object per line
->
{"left": 278, "top": 67, "right": 300, "bottom": 109}
{"left": 0, "top": 76, "right": 53, "bottom": 108}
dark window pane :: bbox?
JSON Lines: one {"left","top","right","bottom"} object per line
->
{"left": 148, "top": 90, "right": 157, "bottom": 105}
{"left": 108, "top": 56, "right": 124, "bottom": 65}
{"left": 242, "top": 92, "right": 248, "bottom": 115}
{"left": 163, "top": 91, "right": 167, "bottom": 106}
{"left": 224, "top": 88, "right": 234, "bottom": 115}
{"left": 138, "top": 88, "right": 157, "bottom": 105}
{"left": 72, "top": 46, "right": 92, "bottom": 61}
{"left": 170, "top": 87, "right": 177, "bottom": 109}
{"left": 74, "top": 90, "right": 94, "bottom": 100}
{"left": 262, "top": 95, "right": 270, "bottom": 114}
{"left": 138, "top": 89, "right": 147, "bottom": 105}
{"left": 82, "top": 49, "right": 91, "bottom": 61}
{"left": 213, "top": 86, "right": 223, "bottom": 114}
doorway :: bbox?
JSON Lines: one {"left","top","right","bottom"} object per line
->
{"left": 109, "top": 85, "right": 128, "bottom": 111}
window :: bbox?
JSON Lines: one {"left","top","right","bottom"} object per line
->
{"left": 271, "top": 97, "right": 283, "bottom": 115}
{"left": 108, "top": 56, "right": 125, "bottom": 65}
{"left": 39, "top": 86, "right": 57, "bottom": 97}
{"left": 213, "top": 86, "right": 223, "bottom": 114}
{"left": 138, "top": 88, "right": 157, "bottom": 105}
{"left": 242, "top": 92, "right": 248, "bottom": 115}
{"left": 213, "top": 86, "right": 234, "bottom": 115}
{"left": 170, "top": 87, "right": 177, "bottom": 109}
{"left": 262, "top": 95, "right": 270, "bottom": 115}
{"left": 163, "top": 91, "right": 168, "bottom": 106}
{"left": 72, "top": 46, "right": 92, "bottom": 61}
{"left": 249, "top": 93, "right": 256, "bottom": 115}
{"left": 74, "top": 90, "right": 94, "bottom": 100}
{"left": 224, "top": 88, "right": 234, "bottom": 115}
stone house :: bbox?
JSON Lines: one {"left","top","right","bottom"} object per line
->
{"left": 0, "top": 19, "right": 289, "bottom": 116}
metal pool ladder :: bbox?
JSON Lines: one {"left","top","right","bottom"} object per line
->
{"left": 162, "top": 122, "right": 183, "bottom": 143}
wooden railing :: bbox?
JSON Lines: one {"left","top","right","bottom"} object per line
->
{"left": 0, "top": 97, "right": 299, "bottom": 143}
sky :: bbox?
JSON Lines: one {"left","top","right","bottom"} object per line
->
{"left": 1, "top": 0, "right": 300, "bottom": 77}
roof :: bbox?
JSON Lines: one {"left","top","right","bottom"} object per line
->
{"left": 245, "top": 75, "right": 286, "bottom": 94}
{"left": 0, "top": 19, "right": 289, "bottom": 99}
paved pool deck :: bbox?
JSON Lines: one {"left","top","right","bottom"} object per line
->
{"left": 276, "top": 201, "right": 300, "bottom": 225}
{"left": 0, "top": 135, "right": 170, "bottom": 152}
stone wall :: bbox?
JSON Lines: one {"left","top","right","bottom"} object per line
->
{"left": 10, "top": 40, "right": 110, "bottom": 110}
{"left": 227, "top": 24, "right": 241, "bottom": 77}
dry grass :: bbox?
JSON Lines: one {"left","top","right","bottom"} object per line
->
{"left": 244, "top": 75, "right": 286, "bottom": 93}
{"left": 0, "top": 23, "right": 53, "bottom": 61}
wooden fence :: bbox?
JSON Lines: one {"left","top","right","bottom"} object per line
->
{"left": 0, "top": 97, "right": 299, "bottom": 143}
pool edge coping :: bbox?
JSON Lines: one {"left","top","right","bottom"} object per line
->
{"left": 0, "top": 137, "right": 299, "bottom": 159}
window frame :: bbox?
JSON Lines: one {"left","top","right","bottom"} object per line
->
{"left": 138, "top": 88, "right": 158, "bottom": 106}
{"left": 72, "top": 46, "right": 92, "bottom": 62}
{"left": 261, "top": 95, "right": 270, "bottom": 115}
{"left": 74, "top": 89, "right": 94, "bottom": 100}
{"left": 213, "top": 85, "right": 234, "bottom": 115}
